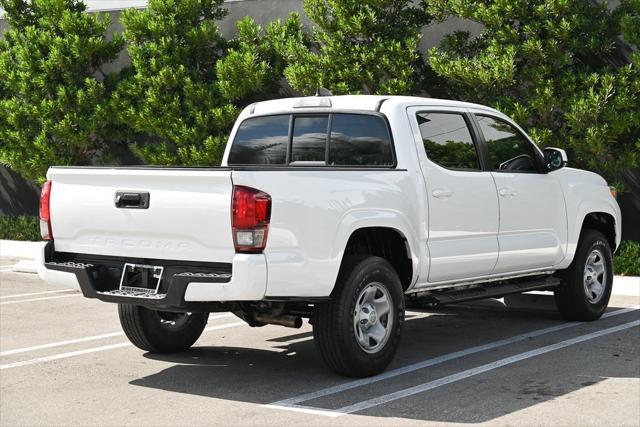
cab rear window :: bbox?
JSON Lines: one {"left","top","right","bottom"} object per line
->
{"left": 329, "top": 114, "right": 394, "bottom": 166}
{"left": 227, "top": 113, "right": 394, "bottom": 167}
{"left": 226, "top": 115, "right": 289, "bottom": 165}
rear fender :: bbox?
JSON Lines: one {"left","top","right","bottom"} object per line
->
{"left": 330, "top": 209, "right": 421, "bottom": 293}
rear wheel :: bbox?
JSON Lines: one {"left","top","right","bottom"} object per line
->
{"left": 313, "top": 256, "right": 404, "bottom": 377}
{"left": 118, "top": 304, "right": 208, "bottom": 353}
{"left": 554, "top": 230, "right": 613, "bottom": 321}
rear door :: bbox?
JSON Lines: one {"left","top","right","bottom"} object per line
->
{"left": 48, "top": 167, "right": 235, "bottom": 263}
{"left": 471, "top": 112, "right": 567, "bottom": 272}
{"left": 407, "top": 107, "right": 499, "bottom": 283}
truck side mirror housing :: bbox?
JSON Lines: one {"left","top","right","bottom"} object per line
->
{"left": 544, "top": 147, "right": 568, "bottom": 172}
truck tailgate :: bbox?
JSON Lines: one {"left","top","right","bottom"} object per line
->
{"left": 48, "top": 167, "right": 235, "bottom": 263}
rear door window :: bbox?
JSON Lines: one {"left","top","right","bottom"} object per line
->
{"left": 416, "top": 112, "right": 480, "bottom": 170}
{"left": 329, "top": 114, "right": 394, "bottom": 166}
{"left": 227, "top": 115, "right": 289, "bottom": 165}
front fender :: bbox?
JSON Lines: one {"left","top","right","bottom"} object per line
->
{"left": 552, "top": 168, "right": 621, "bottom": 269}
{"left": 559, "top": 198, "right": 621, "bottom": 269}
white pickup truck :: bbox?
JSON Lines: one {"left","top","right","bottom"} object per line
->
{"left": 38, "top": 95, "right": 621, "bottom": 377}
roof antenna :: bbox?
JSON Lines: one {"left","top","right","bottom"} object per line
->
{"left": 316, "top": 87, "right": 333, "bottom": 96}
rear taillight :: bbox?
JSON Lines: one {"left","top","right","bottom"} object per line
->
{"left": 39, "top": 180, "right": 53, "bottom": 240}
{"left": 232, "top": 185, "right": 271, "bottom": 253}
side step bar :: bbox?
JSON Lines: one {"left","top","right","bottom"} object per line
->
{"left": 411, "top": 276, "right": 560, "bottom": 306}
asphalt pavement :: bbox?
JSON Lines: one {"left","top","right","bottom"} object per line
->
{"left": 1, "top": 258, "right": 638, "bottom": 426}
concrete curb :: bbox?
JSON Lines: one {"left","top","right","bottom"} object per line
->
{"left": 0, "top": 240, "right": 41, "bottom": 260}
{"left": 613, "top": 275, "right": 640, "bottom": 296}
{"left": 11, "top": 259, "right": 37, "bottom": 274}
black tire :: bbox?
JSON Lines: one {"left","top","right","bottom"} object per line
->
{"left": 118, "top": 304, "right": 209, "bottom": 353}
{"left": 554, "top": 230, "right": 613, "bottom": 321}
{"left": 313, "top": 256, "right": 405, "bottom": 377}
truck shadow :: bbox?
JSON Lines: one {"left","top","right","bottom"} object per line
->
{"left": 130, "top": 296, "right": 639, "bottom": 423}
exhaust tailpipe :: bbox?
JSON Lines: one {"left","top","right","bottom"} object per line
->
{"left": 254, "top": 314, "right": 303, "bottom": 329}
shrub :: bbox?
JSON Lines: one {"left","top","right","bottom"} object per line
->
{"left": 0, "top": 216, "right": 41, "bottom": 241}
{"left": 113, "top": 0, "right": 302, "bottom": 166}
{"left": 614, "top": 240, "right": 640, "bottom": 276}
{"left": 0, "top": 0, "right": 125, "bottom": 184}
{"left": 281, "top": 0, "right": 429, "bottom": 95}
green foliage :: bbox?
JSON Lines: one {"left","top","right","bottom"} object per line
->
{"left": 0, "top": 0, "right": 125, "bottom": 183}
{"left": 614, "top": 240, "right": 640, "bottom": 276}
{"left": 281, "top": 0, "right": 429, "bottom": 95}
{"left": 426, "top": 0, "right": 640, "bottom": 187}
{"left": 0, "top": 216, "right": 40, "bottom": 241}
{"left": 619, "top": 0, "right": 640, "bottom": 64}
{"left": 113, "top": 0, "right": 302, "bottom": 166}
{"left": 217, "top": 15, "right": 306, "bottom": 102}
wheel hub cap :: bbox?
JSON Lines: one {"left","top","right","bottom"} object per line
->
{"left": 358, "top": 303, "right": 378, "bottom": 329}
{"left": 353, "top": 283, "right": 394, "bottom": 354}
{"left": 583, "top": 249, "right": 607, "bottom": 303}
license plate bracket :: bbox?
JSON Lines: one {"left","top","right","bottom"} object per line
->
{"left": 119, "top": 263, "right": 164, "bottom": 295}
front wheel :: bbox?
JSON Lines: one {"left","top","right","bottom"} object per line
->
{"left": 118, "top": 304, "right": 208, "bottom": 353}
{"left": 313, "top": 256, "right": 405, "bottom": 377}
{"left": 554, "top": 230, "right": 613, "bottom": 321}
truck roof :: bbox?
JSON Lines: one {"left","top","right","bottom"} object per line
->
{"left": 248, "top": 95, "right": 502, "bottom": 117}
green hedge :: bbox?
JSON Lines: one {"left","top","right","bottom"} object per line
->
{"left": 0, "top": 216, "right": 41, "bottom": 241}
{"left": 614, "top": 240, "right": 640, "bottom": 276}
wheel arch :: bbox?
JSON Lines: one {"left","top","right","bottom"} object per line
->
{"left": 332, "top": 224, "right": 418, "bottom": 295}
{"left": 580, "top": 211, "right": 617, "bottom": 252}
{"left": 560, "top": 197, "right": 621, "bottom": 270}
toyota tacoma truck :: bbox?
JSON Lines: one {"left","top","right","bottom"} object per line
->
{"left": 37, "top": 95, "right": 621, "bottom": 377}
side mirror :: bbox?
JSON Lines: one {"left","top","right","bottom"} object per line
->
{"left": 544, "top": 147, "right": 568, "bottom": 172}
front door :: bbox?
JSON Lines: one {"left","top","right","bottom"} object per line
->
{"left": 408, "top": 107, "right": 500, "bottom": 283}
{"left": 472, "top": 112, "right": 567, "bottom": 273}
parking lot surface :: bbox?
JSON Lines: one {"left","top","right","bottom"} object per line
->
{"left": 1, "top": 260, "right": 639, "bottom": 426}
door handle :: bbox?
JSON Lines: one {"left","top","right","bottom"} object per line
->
{"left": 499, "top": 187, "right": 518, "bottom": 198}
{"left": 115, "top": 191, "right": 150, "bottom": 209}
{"left": 432, "top": 188, "right": 453, "bottom": 199}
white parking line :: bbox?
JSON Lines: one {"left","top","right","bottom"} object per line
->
{"left": 338, "top": 319, "right": 640, "bottom": 414}
{"left": 281, "top": 336, "right": 314, "bottom": 345}
{"left": 0, "top": 313, "right": 235, "bottom": 357}
{"left": 0, "top": 332, "right": 124, "bottom": 357}
{"left": 265, "top": 305, "right": 639, "bottom": 412}
{"left": 0, "top": 294, "right": 81, "bottom": 305}
{"left": 0, "top": 320, "right": 246, "bottom": 370}
{"left": 0, "top": 289, "right": 76, "bottom": 300}
{"left": 0, "top": 343, "right": 135, "bottom": 370}
{"left": 266, "top": 404, "right": 343, "bottom": 418}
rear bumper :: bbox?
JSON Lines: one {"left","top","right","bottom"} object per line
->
{"left": 37, "top": 242, "right": 267, "bottom": 310}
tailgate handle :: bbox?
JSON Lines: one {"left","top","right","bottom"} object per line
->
{"left": 115, "top": 191, "right": 150, "bottom": 209}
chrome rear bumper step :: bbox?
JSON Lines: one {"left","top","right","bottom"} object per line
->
{"left": 97, "top": 290, "right": 166, "bottom": 299}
